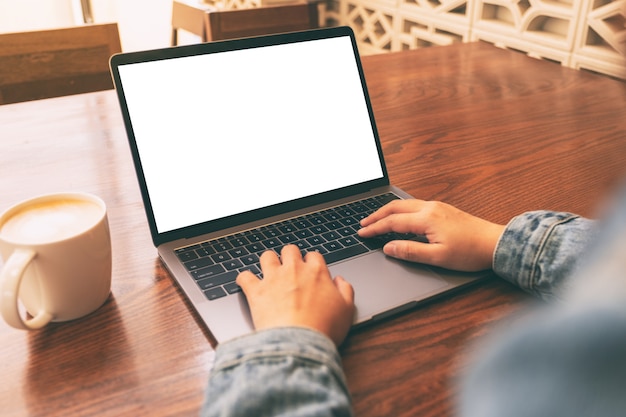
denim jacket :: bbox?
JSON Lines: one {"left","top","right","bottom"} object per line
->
{"left": 201, "top": 211, "right": 598, "bottom": 417}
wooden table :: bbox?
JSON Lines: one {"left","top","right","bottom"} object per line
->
{"left": 1, "top": 42, "right": 625, "bottom": 417}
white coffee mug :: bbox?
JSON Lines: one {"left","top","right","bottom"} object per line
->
{"left": 0, "top": 192, "right": 112, "bottom": 330}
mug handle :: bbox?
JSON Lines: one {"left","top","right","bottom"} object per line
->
{"left": 1, "top": 249, "right": 53, "bottom": 330}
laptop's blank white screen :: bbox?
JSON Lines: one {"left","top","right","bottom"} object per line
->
{"left": 117, "top": 35, "right": 384, "bottom": 234}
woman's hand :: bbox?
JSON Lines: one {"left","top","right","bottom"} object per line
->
{"left": 236, "top": 245, "right": 355, "bottom": 346}
{"left": 358, "top": 199, "right": 505, "bottom": 271}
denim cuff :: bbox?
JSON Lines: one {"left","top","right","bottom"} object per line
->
{"left": 493, "top": 211, "right": 594, "bottom": 301}
{"left": 204, "top": 327, "right": 353, "bottom": 417}
{"left": 213, "top": 327, "right": 345, "bottom": 380}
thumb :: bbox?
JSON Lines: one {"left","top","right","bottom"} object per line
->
{"left": 334, "top": 276, "right": 355, "bottom": 306}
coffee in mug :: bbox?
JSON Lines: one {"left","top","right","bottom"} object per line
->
{"left": 0, "top": 192, "right": 112, "bottom": 330}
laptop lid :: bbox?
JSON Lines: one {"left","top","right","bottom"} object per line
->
{"left": 110, "top": 26, "right": 389, "bottom": 247}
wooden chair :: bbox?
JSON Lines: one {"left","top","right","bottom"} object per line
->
{"left": 204, "top": 3, "right": 319, "bottom": 41}
{"left": 171, "top": 0, "right": 216, "bottom": 45}
{"left": 0, "top": 23, "right": 122, "bottom": 105}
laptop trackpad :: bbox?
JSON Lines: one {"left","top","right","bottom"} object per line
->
{"left": 329, "top": 251, "right": 449, "bottom": 324}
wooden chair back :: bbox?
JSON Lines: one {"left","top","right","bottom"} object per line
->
{"left": 0, "top": 23, "right": 122, "bottom": 105}
{"left": 204, "top": 3, "right": 319, "bottom": 42}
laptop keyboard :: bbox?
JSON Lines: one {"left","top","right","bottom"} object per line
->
{"left": 175, "top": 192, "right": 424, "bottom": 301}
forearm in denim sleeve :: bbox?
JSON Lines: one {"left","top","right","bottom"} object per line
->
{"left": 493, "top": 211, "right": 597, "bottom": 301}
{"left": 202, "top": 327, "right": 353, "bottom": 417}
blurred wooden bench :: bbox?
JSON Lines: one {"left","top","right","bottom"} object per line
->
{"left": 171, "top": 0, "right": 318, "bottom": 45}
{"left": 204, "top": 3, "right": 319, "bottom": 41}
{"left": 0, "top": 23, "right": 122, "bottom": 105}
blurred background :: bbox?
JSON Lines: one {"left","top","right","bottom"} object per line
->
{"left": 0, "top": 0, "right": 175, "bottom": 51}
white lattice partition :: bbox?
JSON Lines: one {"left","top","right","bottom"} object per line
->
{"left": 395, "top": 11, "right": 472, "bottom": 50}
{"left": 327, "top": 0, "right": 624, "bottom": 77}
{"left": 399, "top": 0, "right": 473, "bottom": 26}
{"left": 571, "top": 0, "right": 626, "bottom": 79}
{"left": 395, "top": 0, "right": 473, "bottom": 49}
{"left": 328, "top": 0, "right": 472, "bottom": 54}
{"left": 470, "top": 0, "right": 586, "bottom": 64}
{"left": 338, "top": 0, "right": 397, "bottom": 54}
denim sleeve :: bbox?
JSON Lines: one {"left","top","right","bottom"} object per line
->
{"left": 460, "top": 190, "right": 626, "bottom": 417}
{"left": 493, "top": 211, "right": 597, "bottom": 301}
{"left": 201, "top": 327, "right": 353, "bottom": 417}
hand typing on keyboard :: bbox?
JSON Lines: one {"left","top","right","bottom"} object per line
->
{"left": 357, "top": 199, "right": 505, "bottom": 272}
{"left": 237, "top": 245, "right": 355, "bottom": 346}
{"left": 178, "top": 193, "right": 408, "bottom": 302}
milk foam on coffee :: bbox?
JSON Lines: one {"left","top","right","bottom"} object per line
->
{"left": 0, "top": 199, "right": 103, "bottom": 244}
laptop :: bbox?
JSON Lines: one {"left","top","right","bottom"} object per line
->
{"left": 109, "top": 26, "right": 484, "bottom": 343}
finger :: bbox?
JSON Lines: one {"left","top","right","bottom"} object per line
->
{"left": 382, "top": 240, "right": 445, "bottom": 266}
{"left": 259, "top": 249, "right": 281, "bottom": 269}
{"left": 333, "top": 276, "right": 355, "bottom": 305}
{"left": 358, "top": 212, "right": 427, "bottom": 237}
{"left": 303, "top": 249, "right": 326, "bottom": 266}
{"left": 360, "top": 199, "right": 424, "bottom": 227}
{"left": 279, "top": 244, "right": 302, "bottom": 266}
{"left": 236, "top": 270, "right": 261, "bottom": 294}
